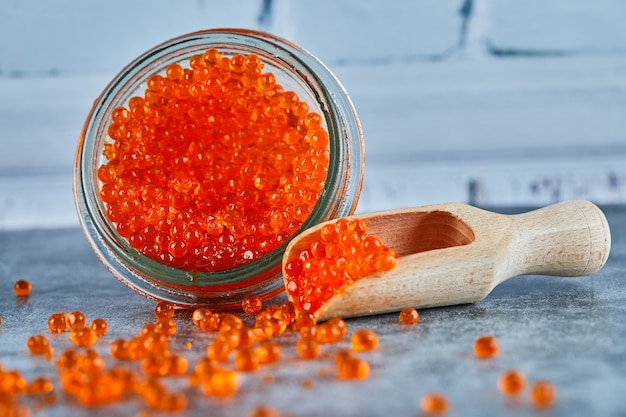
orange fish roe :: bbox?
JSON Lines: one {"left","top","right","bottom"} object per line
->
{"left": 351, "top": 329, "right": 379, "bottom": 352}
{"left": 247, "top": 404, "right": 281, "bottom": 417}
{"left": 296, "top": 337, "right": 320, "bottom": 360}
{"left": 498, "top": 369, "right": 526, "bottom": 396}
{"left": 335, "top": 351, "right": 370, "bottom": 380}
{"left": 473, "top": 335, "right": 498, "bottom": 359}
{"left": 26, "top": 335, "right": 51, "bottom": 356}
{"left": 200, "top": 367, "right": 240, "bottom": 397}
{"left": 97, "top": 49, "right": 330, "bottom": 272}
{"left": 139, "top": 378, "right": 187, "bottom": 412}
{"left": 420, "top": 392, "right": 449, "bottom": 415}
{"left": 25, "top": 377, "right": 54, "bottom": 395}
{"left": 70, "top": 328, "right": 98, "bottom": 347}
{"left": 398, "top": 307, "right": 419, "bottom": 325}
{"left": 155, "top": 317, "right": 177, "bottom": 336}
{"left": 65, "top": 310, "right": 87, "bottom": 331}
{"left": 255, "top": 340, "right": 281, "bottom": 365}
{"left": 284, "top": 218, "right": 397, "bottom": 313}
{"left": 316, "top": 319, "right": 345, "bottom": 344}
{"left": 530, "top": 380, "right": 556, "bottom": 408}
{"left": 191, "top": 308, "right": 212, "bottom": 328}
{"left": 89, "top": 318, "right": 108, "bottom": 336}
{"left": 141, "top": 351, "right": 188, "bottom": 377}
{"left": 13, "top": 279, "right": 31, "bottom": 297}
{"left": 0, "top": 369, "right": 27, "bottom": 395}
{"left": 234, "top": 347, "right": 260, "bottom": 372}
{"left": 47, "top": 311, "right": 66, "bottom": 333}
{"left": 292, "top": 312, "right": 317, "bottom": 331}
{"left": 109, "top": 339, "right": 130, "bottom": 360}
{"left": 242, "top": 295, "right": 263, "bottom": 315}
{"left": 154, "top": 301, "right": 175, "bottom": 319}
{"left": 208, "top": 336, "right": 232, "bottom": 363}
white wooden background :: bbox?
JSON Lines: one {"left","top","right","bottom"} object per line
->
{"left": 1, "top": 0, "right": 625, "bottom": 229}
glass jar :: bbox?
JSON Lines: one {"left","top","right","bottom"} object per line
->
{"left": 74, "top": 28, "right": 364, "bottom": 309}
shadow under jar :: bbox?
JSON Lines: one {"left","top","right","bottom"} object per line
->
{"left": 74, "top": 28, "right": 364, "bottom": 309}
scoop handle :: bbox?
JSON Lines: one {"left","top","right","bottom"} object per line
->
{"left": 504, "top": 200, "right": 611, "bottom": 279}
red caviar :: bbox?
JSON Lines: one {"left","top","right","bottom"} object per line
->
{"left": 420, "top": 392, "right": 449, "bottom": 415}
{"left": 89, "top": 318, "right": 108, "bottom": 336}
{"left": 13, "top": 280, "right": 31, "bottom": 297}
{"left": 398, "top": 307, "right": 419, "bottom": 325}
{"left": 473, "top": 335, "right": 498, "bottom": 359}
{"left": 70, "top": 328, "right": 98, "bottom": 347}
{"left": 154, "top": 301, "right": 175, "bottom": 319}
{"left": 25, "top": 377, "right": 54, "bottom": 395}
{"left": 65, "top": 311, "right": 87, "bottom": 331}
{"left": 242, "top": 295, "right": 263, "bottom": 315}
{"left": 97, "top": 49, "right": 330, "bottom": 272}
{"left": 296, "top": 337, "right": 320, "bottom": 360}
{"left": 191, "top": 308, "right": 212, "bottom": 328}
{"left": 200, "top": 368, "right": 240, "bottom": 397}
{"left": 530, "top": 380, "right": 556, "bottom": 408}
{"left": 284, "top": 218, "right": 397, "bottom": 313}
{"left": 335, "top": 351, "right": 370, "bottom": 380}
{"left": 247, "top": 404, "right": 281, "bottom": 417}
{"left": 48, "top": 311, "right": 66, "bottom": 333}
{"left": 26, "top": 335, "right": 51, "bottom": 356}
{"left": 498, "top": 369, "right": 525, "bottom": 396}
{"left": 255, "top": 340, "right": 281, "bottom": 365}
{"left": 351, "top": 329, "right": 379, "bottom": 352}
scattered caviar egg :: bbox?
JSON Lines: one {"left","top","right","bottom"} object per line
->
{"left": 89, "top": 318, "right": 108, "bottom": 336}
{"left": 26, "top": 335, "right": 50, "bottom": 355}
{"left": 201, "top": 368, "right": 240, "bottom": 397}
{"left": 109, "top": 339, "right": 130, "bottom": 360}
{"left": 13, "top": 279, "right": 31, "bottom": 296}
{"left": 47, "top": 311, "right": 66, "bottom": 333}
{"left": 70, "top": 327, "right": 98, "bottom": 347}
{"left": 247, "top": 404, "right": 281, "bottom": 417}
{"left": 155, "top": 317, "right": 177, "bottom": 336}
{"left": 398, "top": 307, "right": 419, "bottom": 325}
{"left": 284, "top": 218, "right": 396, "bottom": 313}
{"left": 296, "top": 337, "right": 320, "bottom": 360}
{"left": 351, "top": 329, "right": 379, "bottom": 352}
{"left": 192, "top": 308, "right": 212, "bottom": 327}
{"left": 420, "top": 392, "right": 449, "bottom": 415}
{"left": 208, "top": 337, "right": 232, "bottom": 363}
{"left": 292, "top": 312, "right": 316, "bottom": 331}
{"left": 317, "top": 321, "right": 343, "bottom": 344}
{"left": 242, "top": 295, "right": 263, "bottom": 315}
{"left": 25, "top": 376, "right": 54, "bottom": 395}
{"left": 530, "top": 380, "right": 556, "bottom": 408}
{"left": 256, "top": 340, "right": 281, "bottom": 365}
{"left": 336, "top": 354, "right": 370, "bottom": 380}
{"left": 97, "top": 49, "right": 330, "bottom": 272}
{"left": 154, "top": 301, "right": 175, "bottom": 319}
{"left": 0, "top": 369, "right": 27, "bottom": 394}
{"left": 498, "top": 369, "right": 525, "bottom": 396}
{"left": 234, "top": 347, "right": 260, "bottom": 372}
{"left": 65, "top": 310, "right": 87, "bottom": 331}
{"left": 76, "top": 348, "right": 105, "bottom": 375}
{"left": 328, "top": 317, "right": 347, "bottom": 337}
{"left": 56, "top": 349, "right": 79, "bottom": 370}
{"left": 473, "top": 335, "right": 498, "bottom": 358}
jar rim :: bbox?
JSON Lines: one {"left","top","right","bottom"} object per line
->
{"left": 74, "top": 28, "right": 364, "bottom": 307}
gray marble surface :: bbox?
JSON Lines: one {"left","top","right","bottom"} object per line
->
{"left": 0, "top": 205, "right": 625, "bottom": 417}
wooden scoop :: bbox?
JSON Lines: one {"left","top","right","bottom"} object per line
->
{"left": 282, "top": 200, "right": 611, "bottom": 321}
